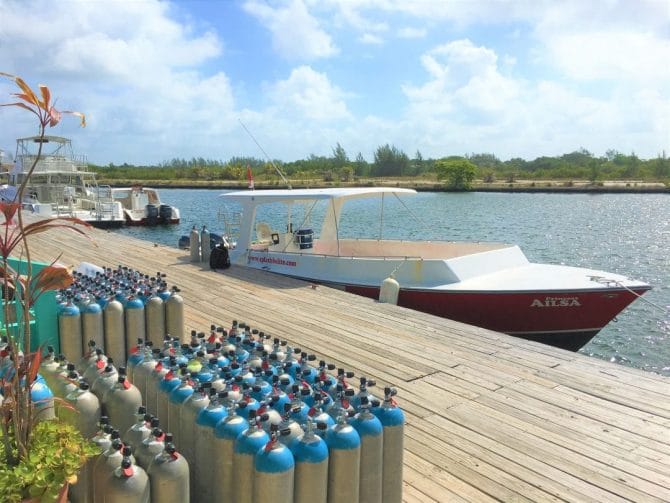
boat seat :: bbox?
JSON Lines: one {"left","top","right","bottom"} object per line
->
{"left": 255, "top": 222, "right": 274, "bottom": 245}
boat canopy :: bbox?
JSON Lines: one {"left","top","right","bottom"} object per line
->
{"left": 220, "top": 187, "right": 416, "bottom": 204}
{"left": 222, "top": 187, "right": 418, "bottom": 246}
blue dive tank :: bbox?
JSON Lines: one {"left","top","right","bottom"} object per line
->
{"left": 213, "top": 401, "right": 249, "bottom": 502}
{"left": 325, "top": 411, "right": 361, "bottom": 503}
{"left": 253, "top": 425, "right": 295, "bottom": 503}
{"left": 156, "top": 362, "right": 182, "bottom": 428}
{"left": 125, "top": 338, "right": 145, "bottom": 383}
{"left": 31, "top": 374, "right": 55, "bottom": 422}
{"left": 233, "top": 411, "right": 270, "bottom": 503}
{"left": 81, "top": 300, "right": 104, "bottom": 356}
{"left": 58, "top": 300, "right": 82, "bottom": 363}
{"left": 352, "top": 376, "right": 377, "bottom": 411}
{"left": 290, "top": 419, "right": 329, "bottom": 503}
{"left": 194, "top": 390, "right": 228, "bottom": 502}
{"left": 351, "top": 396, "right": 383, "bottom": 503}
{"left": 124, "top": 296, "right": 145, "bottom": 363}
{"left": 167, "top": 367, "right": 194, "bottom": 452}
{"left": 372, "top": 387, "right": 405, "bottom": 503}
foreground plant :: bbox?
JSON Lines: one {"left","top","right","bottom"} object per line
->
{"left": 0, "top": 72, "right": 92, "bottom": 482}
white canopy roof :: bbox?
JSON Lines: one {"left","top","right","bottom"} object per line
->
{"left": 221, "top": 186, "right": 416, "bottom": 204}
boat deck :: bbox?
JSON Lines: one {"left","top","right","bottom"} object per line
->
{"left": 27, "top": 223, "right": 670, "bottom": 502}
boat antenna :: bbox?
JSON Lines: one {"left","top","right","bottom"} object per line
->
{"left": 238, "top": 119, "right": 292, "bottom": 189}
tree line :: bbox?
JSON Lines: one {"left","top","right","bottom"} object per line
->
{"left": 90, "top": 144, "right": 670, "bottom": 189}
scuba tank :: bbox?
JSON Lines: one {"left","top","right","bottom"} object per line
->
{"left": 39, "top": 346, "right": 60, "bottom": 390}
{"left": 54, "top": 369, "right": 80, "bottom": 417}
{"left": 135, "top": 423, "right": 166, "bottom": 469}
{"left": 145, "top": 352, "right": 170, "bottom": 417}
{"left": 167, "top": 367, "right": 194, "bottom": 451}
{"left": 91, "top": 360, "right": 119, "bottom": 406}
{"left": 165, "top": 286, "right": 185, "bottom": 344}
{"left": 212, "top": 401, "right": 249, "bottom": 502}
{"left": 30, "top": 374, "right": 55, "bottom": 423}
{"left": 179, "top": 381, "right": 211, "bottom": 495}
{"left": 103, "top": 296, "right": 125, "bottom": 366}
{"left": 290, "top": 419, "right": 329, "bottom": 503}
{"left": 104, "top": 371, "right": 143, "bottom": 436}
{"left": 93, "top": 437, "right": 126, "bottom": 501}
{"left": 62, "top": 381, "right": 101, "bottom": 438}
{"left": 124, "top": 296, "right": 146, "bottom": 358}
{"left": 123, "top": 406, "right": 152, "bottom": 451}
{"left": 77, "top": 339, "right": 98, "bottom": 372}
{"left": 253, "top": 425, "right": 295, "bottom": 503}
{"left": 82, "top": 348, "right": 108, "bottom": 385}
{"left": 52, "top": 362, "right": 77, "bottom": 398}
{"left": 77, "top": 417, "right": 112, "bottom": 503}
{"left": 201, "top": 224, "right": 211, "bottom": 264}
{"left": 58, "top": 299, "right": 82, "bottom": 363}
{"left": 193, "top": 390, "right": 228, "bottom": 502}
{"left": 129, "top": 342, "right": 155, "bottom": 401}
{"left": 233, "top": 411, "right": 270, "bottom": 503}
{"left": 156, "top": 361, "right": 182, "bottom": 430}
{"left": 147, "top": 441, "right": 190, "bottom": 503}
{"left": 372, "top": 387, "right": 405, "bottom": 503}
{"left": 61, "top": 381, "right": 100, "bottom": 503}
{"left": 189, "top": 225, "right": 201, "bottom": 262}
{"left": 144, "top": 292, "right": 165, "bottom": 347}
{"left": 353, "top": 376, "right": 377, "bottom": 410}
{"left": 81, "top": 299, "right": 105, "bottom": 356}
{"left": 351, "top": 396, "right": 383, "bottom": 503}
{"left": 325, "top": 411, "right": 361, "bottom": 503}
{"left": 106, "top": 451, "right": 151, "bottom": 503}
{"left": 126, "top": 338, "right": 145, "bottom": 383}
{"left": 277, "top": 402, "right": 304, "bottom": 445}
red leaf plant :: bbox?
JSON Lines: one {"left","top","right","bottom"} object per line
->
{"left": 0, "top": 72, "right": 91, "bottom": 468}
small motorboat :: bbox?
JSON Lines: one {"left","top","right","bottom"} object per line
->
{"left": 219, "top": 187, "right": 651, "bottom": 351}
{"left": 110, "top": 186, "right": 180, "bottom": 226}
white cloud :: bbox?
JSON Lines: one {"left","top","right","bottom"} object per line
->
{"left": 545, "top": 31, "right": 670, "bottom": 83}
{"left": 360, "top": 33, "right": 384, "bottom": 45}
{"left": 0, "top": 0, "right": 232, "bottom": 164}
{"left": 404, "top": 39, "right": 520, "bottom": 118}
{"left": 398, "top": 27, "right": 427, "bottom": 39}
{"left": 267, "top": 66, "right": 351, "bottom": 121}
{"left": 243, "top": 0, "right": 338, "bottom": 60}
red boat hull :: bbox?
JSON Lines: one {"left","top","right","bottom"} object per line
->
{"left": 345, "top": 285, "right": 650, "bottom": 351}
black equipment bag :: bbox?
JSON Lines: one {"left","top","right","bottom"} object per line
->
{"left": 209, "top": 244, "right": 231, "bottom": 270}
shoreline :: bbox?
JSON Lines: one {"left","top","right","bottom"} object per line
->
{"left": 98, "top": 179, "right": 670, "bottom": 194}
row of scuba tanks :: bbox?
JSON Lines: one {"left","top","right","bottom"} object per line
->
{"left": 35, "top": 315, "right": 405, "bottom": 503}
{"left": 12, "top": 344, "right": 189, "bottom": 503}
{"left": 56, "top": 264, "right": 185, "bottom": 368}
{"left": 127, "top": 320, "right": 405, "bottom": 503}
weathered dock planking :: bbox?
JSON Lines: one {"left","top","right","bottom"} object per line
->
{"left": 26, "top": 222, "right": 670, "bottom": 502}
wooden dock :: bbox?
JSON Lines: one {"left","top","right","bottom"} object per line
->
{"left": 27, "top": 223, "right": 670, "bottom": 502}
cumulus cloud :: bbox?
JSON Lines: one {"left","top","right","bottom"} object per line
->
{"left": 0, "top": 0, "right": 231, "bottom": 164}
{"left": 267, "top": 65, "right": 351, "bottom": 121}
{"left": 243, "top": 0, "right": 338, "bottom": 60}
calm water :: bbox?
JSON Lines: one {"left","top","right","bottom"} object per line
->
{"left": 116, "top": 189, "right": 670, "bottom": 376}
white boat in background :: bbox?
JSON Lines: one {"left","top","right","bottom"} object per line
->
{"left": 0, "top": 136, "right": 124, "bottom": 228}
{"left": 110, "top": 186, "right": 180, "bottom": 226}
{"left": 219, "top": 187, "right": 651, "bottom": 351}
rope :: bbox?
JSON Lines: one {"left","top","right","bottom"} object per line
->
{"left": 589, "top": 276, "right": 668, "bottom": 314}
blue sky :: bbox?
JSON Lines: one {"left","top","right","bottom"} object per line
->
{"left": 0, "top": 0, "right": 668, "bottom": 165}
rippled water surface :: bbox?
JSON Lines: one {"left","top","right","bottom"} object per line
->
{"left": 116, "top": 189, "right": 670, "bottom": 376}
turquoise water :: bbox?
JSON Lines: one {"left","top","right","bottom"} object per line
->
{"left": 116, "top": 189, "right": 670, "bottom": 376}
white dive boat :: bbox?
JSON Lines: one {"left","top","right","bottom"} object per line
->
{"left": 220, "top": 187, "right": 651, "bottom": 351}
{"left": 110, "top": 186, "right": 180, "bottom": 226}
{"left": 0, "top": 136, "right": 124, "bottom": 229}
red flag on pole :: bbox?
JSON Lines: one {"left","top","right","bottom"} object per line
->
{"left": 247, "top": 165, "right": 255, "bottom": 190}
